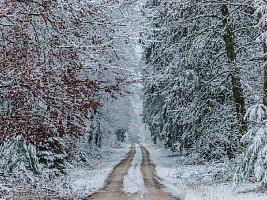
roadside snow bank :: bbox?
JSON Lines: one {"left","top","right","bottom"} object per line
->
{"left": 56, "top": 145, "right": 131, "bottom": 197}
{"left": 183, "top": 183, "right": 267, "bottom": 200}
{"left": 53, "top": 165, "right": 111, "bottom": 197}
{"left": 2, "top": 144, "right": 130, "bottom": 199}
{"left": 144, "top": 143, "right": 267, "bottom": 200}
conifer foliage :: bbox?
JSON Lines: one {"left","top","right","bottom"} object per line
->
{"left": 234, "top": 0, "right": 267, "bottom": 186}
{"left": 234, "top": 104, "right": 267, "bottom": 186}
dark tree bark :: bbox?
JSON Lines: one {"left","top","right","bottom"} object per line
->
{"left": 263, "top": 43, "right": 267, "bottom": 106}
{"left": 221, "top": 4, "right": 247, "bottom": 135}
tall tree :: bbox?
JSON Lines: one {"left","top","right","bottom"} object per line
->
{"left": 221, "top": 3, "right": 247, "bottom": 134}
{"left": 141, "top": 0, "right": 260, "bottom": 159}
{"left": 234, "top": 0, "right": 267, "bottom": 187}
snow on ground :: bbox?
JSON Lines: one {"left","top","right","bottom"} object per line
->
{"left": 51, "top": 162, "right": 112, "bottom": 197}
{"left": 144, "top": 143, "right": 267, "bottom": 200}
{"left": 54, "top": 144, "right": 131, "bottom": 198}
{"left": 123, "top": 144, "right": 146, "bottom": 196}
{"left": 183, "top": 182, "right": 267, "bottom": 200}
{"left": 1, "top": 144, "right": 130, "bottom": 199}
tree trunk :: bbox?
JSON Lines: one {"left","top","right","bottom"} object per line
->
{"left": 95, "top": 119, "right": 102, "bottom": 147}
{"left": 263, "top": 42, "right": 267, "bottom": 106}
{"left": 221, "top": 4, "right": 247, "bottom": 135}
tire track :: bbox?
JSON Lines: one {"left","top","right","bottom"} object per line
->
{"left": 139, "top": 144, "right": 180, "bottom": 200}
{"left": 84, "top": 144, "right": 136, "bottom": 200}
{"left": 85, "top": 144, "right": 180, "bottom": 200}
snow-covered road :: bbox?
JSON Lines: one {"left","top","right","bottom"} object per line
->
{"left": 86, "top": 144, "right": 179, "bottom": 200}
{"left": 4, "top": 143, "right": 267, "bottom": 199}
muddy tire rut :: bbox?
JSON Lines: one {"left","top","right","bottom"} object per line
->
{"left": 85, "top": 144, "right": 180, "bottom": 200}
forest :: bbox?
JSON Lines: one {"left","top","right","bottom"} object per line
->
{"left": 1, "top": 0, "right": 267, "bottom": 199}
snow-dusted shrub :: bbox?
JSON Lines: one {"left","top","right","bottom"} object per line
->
{"left": 234, "top": 104, "right": 267, "bottom": 186}
{"left": 0, "top": 136, "right": 41, "bottom": 178}
{"left": 37, "top": 136, "right": 67, "bottom": 175}
{"left": 0, "top": 135, "right": 68, "bottom": 179}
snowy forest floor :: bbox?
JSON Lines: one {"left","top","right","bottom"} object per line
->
{"left": 0, "top": 144, "right": 130, "bottom": 199}
{"left": 1, "top": 143, "right": 267, "bottom": 200}
{"left": 145, "top": 143, "right": 267, "bottom": 200}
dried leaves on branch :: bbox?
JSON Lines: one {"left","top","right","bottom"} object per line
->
{"left": 0, "top": 0, "right": 128, "bottom": 144}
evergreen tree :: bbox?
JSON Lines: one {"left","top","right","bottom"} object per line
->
{"left": 234, "top": 104, "right": 267, "bottom": 186}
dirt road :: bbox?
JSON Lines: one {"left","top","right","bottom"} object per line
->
{"left": 139, "top": 144, "right": 179, "bottom": 200}
{"left": 85, "top": 145, "right": 136, "bottom": 200}
{"left": 85, "top": 144, "right": 179, "bottom": 200}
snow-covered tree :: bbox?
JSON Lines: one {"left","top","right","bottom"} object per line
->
{"left": 234, "top": 104, "right": 267, "bottom": 186}
{"left": 0, "top": 0, "right": 140, "bottom": 175}
{"left": 254, "top": 0, "right": 267, "bottom": 106}
{"left": 234, "top": 0, "right": 267, "bottom": 186}
{"left": 141, "top": 0, "right": 261, "bottom": 160}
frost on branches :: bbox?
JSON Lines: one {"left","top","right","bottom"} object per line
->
{"left": 0, "top": 0, "right": 137, "bottom": 176}
{"left": 141, "top": 0, "right": 260, "bottom": 160}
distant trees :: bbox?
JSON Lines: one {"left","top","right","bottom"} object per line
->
{"left": 141, "top": 0, "right": 261, "bottom": 160}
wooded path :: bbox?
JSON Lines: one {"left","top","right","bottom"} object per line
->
{"left": 85, "top": 144, "right": 179, "bottom": 200}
